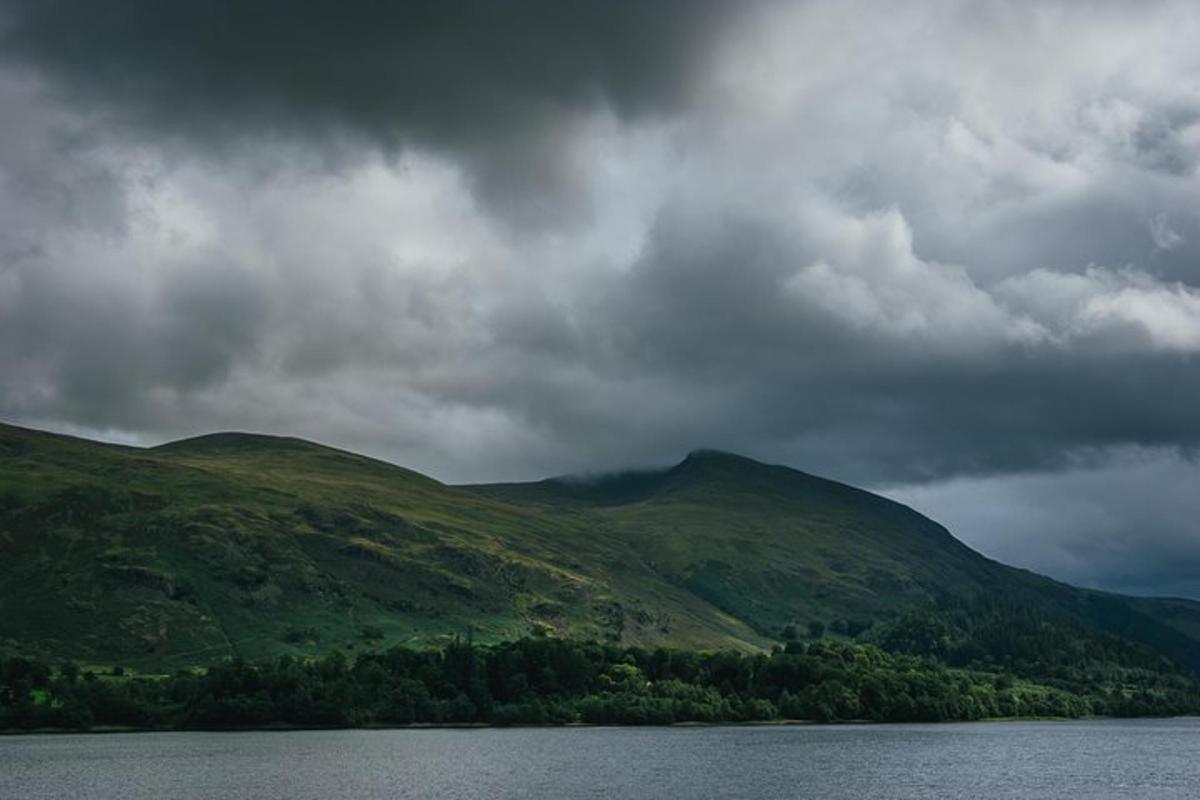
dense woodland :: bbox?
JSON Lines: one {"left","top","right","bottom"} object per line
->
{"left": 5, "top": 613, "right": 1199, "bottom": 731}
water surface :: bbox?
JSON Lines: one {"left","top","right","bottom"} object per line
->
{"left": 3, "top": 718, "right": 1197, "bottom": 799}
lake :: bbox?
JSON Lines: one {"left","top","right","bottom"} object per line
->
{"left": 2, "top": 719, "right": 1198, "bottom": 799}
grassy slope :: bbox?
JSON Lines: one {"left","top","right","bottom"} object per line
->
{"left": 473, "top": 451, "right": 998, "bottom": 636}
{"left": 0, "top": 424, "right": 766, "bottom": 668}
{"left": 3, "top": 422, "right": 1200, "bottom": 670}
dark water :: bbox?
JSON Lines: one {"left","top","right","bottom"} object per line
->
{"left": 2, "top": 719, "right": 1198, "bottom": 799}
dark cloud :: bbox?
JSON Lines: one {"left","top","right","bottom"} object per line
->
{"left": 1, "top": 1, "right": 1200, "bottom": 597}
{"left": 889, "top": 450, "right": 1200, "bottom": 599}
{"left": 0, "top": 0, "right": 746, "bottom": 226}
{"left": 510, "top": 200, "right": 1200, "bottom": 485}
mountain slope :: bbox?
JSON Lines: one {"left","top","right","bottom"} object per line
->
{"left": 2, "top": 421, "right": 1199, "bottom": 672}
{"left": 474, "top": 450, "right": 1200, "bottom": 668}
{"left": 0, "top": 423, "right": 769, "bottom": 666}
{"left": 474, "top": 450, "right": 998, "bottom": 635}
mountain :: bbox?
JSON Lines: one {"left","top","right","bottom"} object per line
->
{"left": 2, "top": 420, "right": 1200, "bottom": 672}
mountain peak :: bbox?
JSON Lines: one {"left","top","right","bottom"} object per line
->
{"left": 150, "top": 430, "right": 442, "bottom": 486}
{"left": 681, "top": 448, "right": 748, "bottom": 463}
{"left": 153, "top": 431, "right": 317, "bottom": 454}
{"left": 674, "top": 448, "right": 795, "bottom": 481}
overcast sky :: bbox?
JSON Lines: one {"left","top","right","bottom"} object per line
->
{"left": 2, "top": 1, "right": 1199, "bottom": 598}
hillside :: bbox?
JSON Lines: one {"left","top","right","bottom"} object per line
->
{"left": 2, "top": 421, "right": 1200, "bottom": 674}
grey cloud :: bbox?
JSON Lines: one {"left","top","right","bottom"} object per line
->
{"left": 0, "top": 77, "right": 127, "bottom": 251}
{"left": 555, "top": 200, "right": 1200, "bottom": 484}
{"left": 887, "top": 449, "right": 1200, "bottom": 599}
{"left": 1128, "top": 105, "right": 1200, "bottom": 177}
{"left": 153, "top": 262, "right": 269, "bottom": 390}
{"left": 5, "top": 0, "right": 1200, "bottom": 483}
{"left": 3, "top": 248, "right": 270, "bottom": 427}
{"left": 0, "top": 0, "right": 748, "bottom": 226}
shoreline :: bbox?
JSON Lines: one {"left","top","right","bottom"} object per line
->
{"left": 3, "top": 714, "right": 1174, "bottom": 736}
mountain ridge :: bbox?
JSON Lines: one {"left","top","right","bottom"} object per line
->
{"left": 2, "top": 420, "right": 1200, "bottom": 674}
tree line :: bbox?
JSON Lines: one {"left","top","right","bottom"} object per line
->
{"left": 4, "top": 631, "right": 1198, "bottom": 731}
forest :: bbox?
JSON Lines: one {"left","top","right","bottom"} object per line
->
{"left": 4, "top": 619, "right": 1198, "bottom": 731}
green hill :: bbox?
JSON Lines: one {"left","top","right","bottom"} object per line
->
{"left": 2, "top": 421, "right": 1199, "bottom": 674}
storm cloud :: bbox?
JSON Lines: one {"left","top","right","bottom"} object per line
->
{"left": 0, "top": 0, "right": 743, "bottom": 225}
{"left": 1, "top": 1, "right": 1199, "bottom": 597}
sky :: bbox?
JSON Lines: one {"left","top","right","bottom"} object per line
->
{"left": 1, "top": 1, "right": 1199, "bottom": 598}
